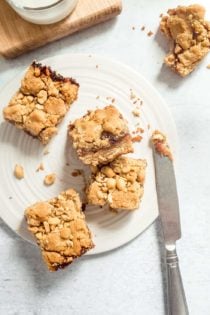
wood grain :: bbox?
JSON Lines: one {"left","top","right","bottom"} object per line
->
{"left": 0, "top": 0, "right": 122, "bottom": 58}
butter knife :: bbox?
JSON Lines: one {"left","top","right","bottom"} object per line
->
{"left": 153, "top": 150, "right": 189, "bottom": 315}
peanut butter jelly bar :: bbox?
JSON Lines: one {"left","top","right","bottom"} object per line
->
{"left": 160, "top": 4, "right": 210, "bottom": 76}
{"left": 69, "top": 105, "right": 133, "bottom": 166}
{"left": 86, "top": 157, "right": 147, "bottom": 210}
{"left": 3, "top": 62, "right": 79, "bottom": 144}
{"left": 25, "top": 189, "right": 94, "bottom": 271}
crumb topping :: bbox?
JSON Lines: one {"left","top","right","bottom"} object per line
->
{"left": 69, "top": 105, "right": 133, "bottom": 166}
{"left": 87, "top": 157, "right": 147, "bottom": 210}
{"left": 3, "top": 62, "right": 79, "bottom": 144}
{"left": 25, "top": 189, "right": 94, "bottom": 271}
{"left": 160, "top": 4, "right": 210, "bottom": 76}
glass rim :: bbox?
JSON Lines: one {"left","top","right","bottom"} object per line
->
{"left": 7, "top": 0, "right": 65, "bottom": 11}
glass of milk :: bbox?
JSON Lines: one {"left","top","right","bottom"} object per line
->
{"left": 6, "top": 0, "right": 79, "bottom": 25}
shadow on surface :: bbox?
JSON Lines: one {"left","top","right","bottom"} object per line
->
{"left": 154, "top": 29, "right": 185, "bottom": 89}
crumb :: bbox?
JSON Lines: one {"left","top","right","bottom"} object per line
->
{"left": 66, "top": 162, "right": 70, "bottom": 166}
{"left": 71, "top": 169, "right": 82, "bottom": 177}
{"left": 44, "top": 173, "right": 56, "bottom": 186}
{"left": 96, "top": 96, "right": 100, "bottom": 99}
{"left": 147, "top": 124, "right": 151, "bottom": 130}
{"left": 159, "top": 13, "right": 163, "bottom": 18}
{"left": 147, "top": 31, "right": 154, "bottom": 37}
{"left": 132, "top": 135, "right": 143, "bottom": 142}
{"left": 140, "top": 100, "right": 143, "bottom": 105}
{"left": 9, "top": 196, "right": 12, "bottom": 200}
{"left": 96, "top": 65, "right": 99, "bottom": 69}
{"left": 132, "top": 26, "right": 135, "bottom": 30}
{"left": 88, "top": 55, "right": 92, "bottom": 58}
{"left": 43, "top": 149, "right": 49, "bottom": 155}
{"left": 151, "top": 130, "right": 173, "bottom": 160}
{"left": 111, "top": 98, "right": 115, "bottom": 103}
{"left": 132, "top": 108, "right": 141, "bottom": 117}
{"left": 36, "top": 163, "right": 44, "bottom": 172}
{"left": 130, "top": 89, "right": 136, "bottom": 100}
{"left": 137, "top": 127, "right": 144, "bottom": 133}
{"left": 207, "top": 64, "right": 210, "bottom": 69}
{"left": 14, "top": 164, "right": 24, "bottom": 180}
{"left": 141, "top": 26, "right": 145, "bottom": 31}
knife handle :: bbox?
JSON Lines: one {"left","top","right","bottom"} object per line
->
{"left": 166, "top": 245, "right": 189, "bottom": 315}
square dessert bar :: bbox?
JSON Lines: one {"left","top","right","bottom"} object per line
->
{"left": 86, "top": 157, "right": 147, "bottom": 210}
{"left": 25, "top": 189, "right": 94, "bottom": 271}
{"left": 160, "top": 4, "right": 210, "bottom": 76}
{"left": 3, "top": 62, "right": 79, "bottom": 144}
{"left": 69, "top": 105, "right": 133, "bottom": 166}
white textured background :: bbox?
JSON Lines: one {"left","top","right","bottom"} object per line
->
{"left": 1, "top": 0, "right": 210, "bottom": 314}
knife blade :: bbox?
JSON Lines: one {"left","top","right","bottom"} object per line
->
{"left": 153, "top": 149, "right": 181, "bottom": 244}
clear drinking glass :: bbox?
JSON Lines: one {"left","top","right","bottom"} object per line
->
{"left": 6, "top": 0, "right": 78, "bottom": 25}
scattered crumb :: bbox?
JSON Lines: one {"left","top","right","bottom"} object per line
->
{"left": 44, "top": 173, "right": 56, "bottom": 186}
{"left": 9, "top": 196, "right": 12, "bottom": 200}
{"left": 207, "top": 64, "right": 210, "bottom": 69}
{"left": 141, "top": 26, "right": 145, "bottom": 31}
{"left": 96, "top": 96, "right": 100, "bottom": 99}
{"left": 137, "top": 127, "right": 144, "bottom": 133}
{"left": 132, "top": 26, "right": 135, "bottom": 30}
{"left": 147, "top": 124, "right": 151, "bottom": 130}
{"left": 88, "top": 55, "right": 92, "bottom": 58}
{"left": 43, "top": 149, "right": 49, "bottom": 155}
{"left": 66, "top": 162, "right": 70, "bottom": 166}
{"left": 147, "top": 31, "right": 154, "bottom": 37}
{"left": 151, "top": 130, "right": 173, "bottom": 160}
{"left": 140, "top": 100, "right": 143, "bottom": 105}
{"left": 132, "top": 135, "right": 143, "bottom": 143}
{"left": 130, "top": 89, "right": 136, "bottom": 100}
{"left": 132, "top": 108, "right": 141, "bottom": 117}
{"left": 159, "top": 13, "right": 163, "bottom": 18}
{"left": 111, "top": 98, "right": 115, "bottom": 103}
{"left": 14, "top": 164, "right": 24, "bottom": 180}
{"left": 36, "top": 163, "right": 44, "bottom": 172}
{"left": 96, "top": 65, "right": 99, "bottom": 69}
{"left": 71, "top": 169, "right": 82, "bottom": 177}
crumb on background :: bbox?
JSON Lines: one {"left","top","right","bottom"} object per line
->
{"left": 132, "top": 135, "right": 143, "bottom": 143}
{"left": 141, "top": 26, "right": 145, "bottom": 31}
{"left": 132, "top": 108, "right": 141, "bottom": 117}
{"left": 43, "top": 149, "right": 49, "bottom": 155}
{"left": 207, "top": 64, "right": 210, "bottom": 69}
{"left": 44, "top": 173, "right": 56, "bottom": 186}
{"left": 71, "top": 169, "right": 82, "bottom": 177}
{"left": 36, "top": 163, "right": 44, "bottom": 172}
{"left": 14, "top": 164, "right": 24, "bottom": 180}
{"left": 147, "top": 31, "right": 154, "bottom": 37}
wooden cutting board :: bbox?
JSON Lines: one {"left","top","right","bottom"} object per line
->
{"left": 0, "top": 0, "right": 122, "bottom": 58}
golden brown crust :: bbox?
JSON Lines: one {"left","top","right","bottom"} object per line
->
{"left": 25, "top": 189, "right": 94, "bottom": 271}
{"left": 160, "top": 4, "right": 210, "bottom": 76}
{"left": 3, "top": 62, "right": 79, "bottom": 144}
{"left": 86, "top": 157, "right": 147, "bottom": 210}
{"left": 69, "top": 105, "right": 133, "bottom": 166}
{"left": 151, "top": 130, "right": 173, "bottom": 160}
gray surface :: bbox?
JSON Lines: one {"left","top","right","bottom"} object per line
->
{"left": 1, "top": 0, "right": 210, "bottom": 314}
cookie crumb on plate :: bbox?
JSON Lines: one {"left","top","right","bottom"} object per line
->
{"left": 44, "top": 173, "right": 56, "bottom": 186}
{"left": 14, "top": 164, "right": 24, "bottom": 179}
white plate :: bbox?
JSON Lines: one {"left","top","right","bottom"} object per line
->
{"left": 0, "top": 54, "right": 178, "bottom": 254}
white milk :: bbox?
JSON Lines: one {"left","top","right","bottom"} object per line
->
{"left": 7, "top": 0, "right": 78, "bottom": 24}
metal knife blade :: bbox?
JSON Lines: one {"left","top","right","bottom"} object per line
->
{"left": 153, "top": 149, "right": 181, "bottom": 244}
